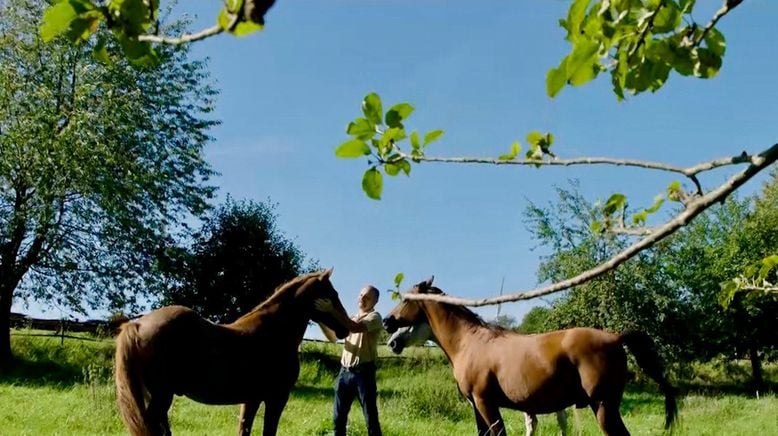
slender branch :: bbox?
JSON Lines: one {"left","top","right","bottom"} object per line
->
{"left": 608, "top": 226, "right": 656, "bottom": 236}
{"left": 403, "top": 142, "right": 778, "bottom": 307}
{"left": 402, "top": 149, "right": 754, "bottom": 181}
{"left": 740, "top": 285, "right": 778, "bottom": 293}
{"left": 629, "top": 0, "right": 665, "bottom": 59}
{"left": 692, "top": 0, "right": 744, "bottom": 47}
{"left": 138, "top": 24, "right": 225, "bottom": 45}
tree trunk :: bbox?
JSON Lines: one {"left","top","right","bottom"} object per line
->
{"left": 0, "top": 284, "right": 13, "bottom": 369}
{"left": 749, "top": 345, "right": 764, "bottom": 393}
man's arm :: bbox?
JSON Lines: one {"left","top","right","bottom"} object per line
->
{"left": 318, "top": 322, "right": 339, "bottom": 343}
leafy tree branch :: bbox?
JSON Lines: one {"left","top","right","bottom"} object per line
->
{"left": 400, "top": 143, "right": 778, "bottom": 306}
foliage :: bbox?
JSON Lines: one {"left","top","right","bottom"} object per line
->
{"left": 526, "top": 179, "right": 778, "bottom": 386}
{"left": 516, "top": 306, "right": 552, "bottom": 334}
{"left": 550, "top": 0, "right": 734, "bottom": 99}
{"left": 0, "top": 0, "right": 217, "bottom": 363}
{"left": 524, "top": 182, "right": 687, "bottom": 359}
{"left": 159, "top": 198, "right": 314, "bottom": 323}
{"left": 490, "top": 314, "right": 518, "bottom": 330}
{"left": 40, "top": 0, "right": 276, "bottom": 65}
{"left": 335, "top": 93, "right": 445, "bottom": 200}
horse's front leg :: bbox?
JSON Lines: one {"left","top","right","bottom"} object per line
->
{"left": 473, "top": 395, "right": 506, "bottom": 436}
{"left": 523, "top": 413, "right": 538, "bottom": 436}
{"left": 238, "top": 400, "right": 261, "bottom": 436}
{"left": 262, "top": 391, "right": 290, "bottom": 436}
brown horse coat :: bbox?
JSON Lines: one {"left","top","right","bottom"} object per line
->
{"left": 115, "top": 269, "right": 351, "bottom": 436}
{"left": 383, "top": 277, "right": 677, "bottom": 436}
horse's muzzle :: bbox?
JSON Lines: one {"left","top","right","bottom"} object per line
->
{"left": 388, "top": 338, "right": 404, "bottom": 354}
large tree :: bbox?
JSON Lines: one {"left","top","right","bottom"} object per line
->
{"left": 0, "top": 0, "right": 217, "bottom": 366}
{"left": 159, "top": 199, "right": 314, "bottom": 323}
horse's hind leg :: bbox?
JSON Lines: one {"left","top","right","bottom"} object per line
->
{"left": 591, "top": 402, "right": 629, "bottom": 436}
{"left": 146, "top": 392, "right": 174, "bottom": 436}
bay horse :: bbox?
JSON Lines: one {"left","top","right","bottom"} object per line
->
{"left": 114, "top": 269, "right": 352, "bottom": 436}
{"left": 383, "top": 277, "right": 677, "bottom": 436}
{"left": 387, "top": 321, "right": 570, "bottom": 436}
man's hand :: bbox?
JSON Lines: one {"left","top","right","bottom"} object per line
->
{"left": 314, "top": 298, "right": 334, "bottom": 313}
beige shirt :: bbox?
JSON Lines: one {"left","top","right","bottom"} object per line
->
{"left": 340, "top": 310, "right": 383, "bottom": 368}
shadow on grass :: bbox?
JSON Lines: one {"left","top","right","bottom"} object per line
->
{"left": 0, "top": 355, "right": 90, "bottom": 388}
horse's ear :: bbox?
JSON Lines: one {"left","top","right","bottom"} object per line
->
{"left": 320, "top": 267, "right": 334, "bottom": 280}
{"left": 418, "top": 275, "right": 434, "bottom": 292}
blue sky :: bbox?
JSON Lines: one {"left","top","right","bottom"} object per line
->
{"left": 15, "top": 1, "right": 778, "bottom": 337}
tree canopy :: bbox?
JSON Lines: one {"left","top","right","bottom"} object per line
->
{"left": 0, "top": 0, "right": 217, "bottom": 365}
{"left": 159, "top": 199, "right": 314, "bottom": 323}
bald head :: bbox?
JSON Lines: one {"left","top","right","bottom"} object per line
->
{"left": 358, "top": 285, "right": 379, "bottom": 312}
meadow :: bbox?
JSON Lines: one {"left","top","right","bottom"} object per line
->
{"left": 0, "top": 330, "right": 776, "bottom": 435}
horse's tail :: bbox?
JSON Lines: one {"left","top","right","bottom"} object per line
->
{"left": 115, "top": 322, "right": 151, "bottom": 436}
{"left": 620, "top": 330, "right": 678, "bottom": 431}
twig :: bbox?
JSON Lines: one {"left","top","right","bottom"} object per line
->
{"left": 692, "top": 0, "right": 745, "bottom": 47}
{"left": 403, "top": 143, "right": 778, "bottom": 307}
{"left": 137, "top": 9, "right": 243, "bottom": 46}
{"left": 629, "top": 0, "right": 665, "bottom": 59}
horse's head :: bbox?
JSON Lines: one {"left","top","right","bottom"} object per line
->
{"left": 299, "top": 268, "right": 351, "bottom": 339}
{"left": 386, "top": 320, "right": 433, "bottom": 354}
{"left": 383, "top": 275, "right": 438, "bottom": 333}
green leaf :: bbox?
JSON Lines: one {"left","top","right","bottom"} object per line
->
{"left": 567, "top": 0, "right": 591, "bottom": 41}
{"left": 632, "top": 211, "right": 649, "bottom": 225}
{"left": 423, "top": 129, "right": 444, "bottom": 146}
{"left": 391, "top": 290, "right": 401, "bottom": 301}
{"left": 653, "top": 2, "right": 682, "bottom": 33}
{"left": 362, "top": 167, "right": 383, "bottom": 200}
{"left": 117, "top": 32, "right": 158, "bottom": 66}
{"left": 603, "top": 193, "right": 627, "bottom": 216}
{"left": 335, "top": 139, "right": 370, "bottom": 158}
{"left": 590, "top": 220, "right": 603, "bottom": 233}
{"left": 93, "top": 37, "right": 110, "bottom": 64}
{"left": 385, "top": 103, "right": 415, "bottom": 128}
{"left": 385, "top": 163, "right": 400, "bottom": 176}
{"left": 546, "top": 58, "right": 568, "bottom": 98}
{"left": 526, "top": 131, "right": 544, "bottom": 146}
{"left": 397, "top": 159, "right": 411, "bottom": 176}
{"left": 566, "top": 39, "right": 600, "bottom": 86}
{"left": 498, "top": 141, "right": 521, "bottom": 161}
{"left": 667, "top": 180, "right": 682, "bottom": 201}
{"left": 394, "top": 272, "right": 405, "bottom": 288}
{"left": 346, "top": 118, "right": 375, "bottom": 139}
{"left": 41, "top": 0, "right": 80, "bottom": 42}
{"left": 719, "top": 280, "right": 738, "bottom": 308}
{"left": 232, "top": 20, "right": 263, "bottom": 37}
{"left": 694, "top": 48, "right": 722, "bottom": 79}
{"left": 410, "top": 131, "right": 420, "bottom": 149}
{"left": 362, "top": 93, "right": 383, "bottom": 126}
{"left": 704, "top": 28, "right": 726, "bottom": 57}
{"left": 380, "top": 127, "right": 406, "bottom": 150}
{"left": 645, "top": 194, "right": 665, "bottom": 214}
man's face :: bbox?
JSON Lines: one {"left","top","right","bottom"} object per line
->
{"left": 358, "top": 287, "right": 378, "bottom": 312}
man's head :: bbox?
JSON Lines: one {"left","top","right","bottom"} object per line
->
{"left": 358, "top": 285, "right": 379, "bottom": 312}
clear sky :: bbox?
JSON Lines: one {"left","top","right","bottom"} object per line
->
{"left": 14, "top": 1, "right": 778, "bottom": 337}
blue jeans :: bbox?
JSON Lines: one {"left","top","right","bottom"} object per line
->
{"left": 333, "top": 363, "right": 382, "bottom": 436}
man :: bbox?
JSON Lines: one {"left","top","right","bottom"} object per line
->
{"left": 317, "top": 285, "right": 383, "bottom": 436}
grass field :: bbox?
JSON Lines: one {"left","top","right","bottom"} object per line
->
{"left": 1, "top": 330, "right": 776, "bottom": 435}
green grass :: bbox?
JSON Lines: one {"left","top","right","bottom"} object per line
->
{"left": 1, "top": 330, "right": 776, "bottom": 435}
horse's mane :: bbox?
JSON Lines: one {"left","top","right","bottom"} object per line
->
{"left": 233, "top": 271, "right": 323, "bottom": 322}
{"left": 428, "top": 286, "right": 508, "bottom": 336}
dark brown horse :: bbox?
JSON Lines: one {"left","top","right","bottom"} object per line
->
{"left": 114, "top": 269, "right": 352, "bottom": 436}
{"left": 383, "top": 277, "right": 677, "bottom": 436}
